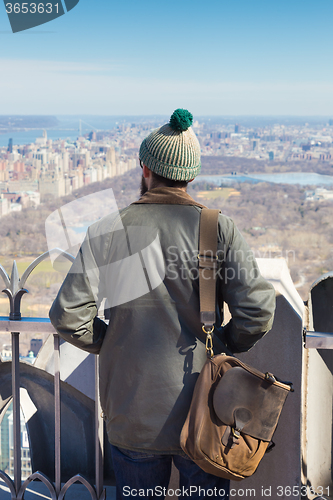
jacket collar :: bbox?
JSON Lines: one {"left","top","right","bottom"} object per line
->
{"left": 132, "top": 187, "right": 207, "bottom": 208}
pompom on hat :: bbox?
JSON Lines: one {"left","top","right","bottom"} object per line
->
{"left": 139, "top": 109, "right": 201, "bottom": 181}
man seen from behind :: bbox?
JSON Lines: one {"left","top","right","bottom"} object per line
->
{"left": 49, "top": 109, "right": 276, "bottom": 500}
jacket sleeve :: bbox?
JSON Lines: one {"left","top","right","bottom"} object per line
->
{"left": 49, "top": 227, "right": 108, "bottom": 355}
{"left": 217, "top": 215, "right": 276, "bottom": 353}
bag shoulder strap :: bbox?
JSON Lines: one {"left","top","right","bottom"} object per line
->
{"left": 199, "top": 208, "right": 220, "bottom": 356}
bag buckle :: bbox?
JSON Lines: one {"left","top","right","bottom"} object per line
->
{"left": 198, "top": 253, "right": 218, "bottom": 270}
{"left": 203, "top": 325, "right": 214, "bottom": 358}
{"left": 231, "top": 427, "right": 241, "bottom": 439}
{"left": 265, "top": 372, "right": 276, "bottom": 384}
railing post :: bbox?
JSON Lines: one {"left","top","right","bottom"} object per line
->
{"left": 54, "top": 333, "right": 61, "bottom": 496}
{"left": 12, "top": 331, "right": 21, "bottom": 494}
{"left": 95, "top": 355, "right": 105, "bottom": 499}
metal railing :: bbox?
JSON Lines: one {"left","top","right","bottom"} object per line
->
{"left": 0, "top": 250, "right": 106, "bottom": 500}
{"left": 304, "top": 329, "right": 333, "bottom": 349}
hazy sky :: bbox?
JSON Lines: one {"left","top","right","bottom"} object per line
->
{"left": 1, "top": 0, "right": 333, "bottom": 116}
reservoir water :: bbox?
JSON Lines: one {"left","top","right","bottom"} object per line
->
{"left": 195, "top": 172, "right": 333, "bottom": 187}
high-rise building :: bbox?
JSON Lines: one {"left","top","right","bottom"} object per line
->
{"left": 0, "top": 195, "right": 9, "bottom": 217}
{"left": 13, "top": 161, "right": 25, "bottom": 173}
{"left": 39, "top": 177, "right": 65, "bottom": 201}
{"left": 8, "top": 405, "right": 32, "bottom": 479}
{"left": 35, "top": 130, "right": 47, "bottom": 146}
{"left": 30, "top": 339, "right": 43, "bottom": 357}
{"left": 62, "top": 152, "right": 69, "bottom": 172}
{"left": 7, "top": 138, "right": 13, "bottom": 154}
{"left": 106, "top": 147, "right": 116, "bottom": 166}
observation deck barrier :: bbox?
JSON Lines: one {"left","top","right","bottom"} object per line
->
{"left": 0, "top": 250, "right": 109, "bottom": 500}
{"left": 0, "top": 255, "right": 332, "bottom": 500}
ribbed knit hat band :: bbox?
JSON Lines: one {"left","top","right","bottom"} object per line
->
{"left": 139, "top": 109, "right": 201, "bottom": 181}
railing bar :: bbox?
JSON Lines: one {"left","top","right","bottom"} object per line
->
{"left": 0, "top": 317, "right": 56, "bottom": 334}
{"left": 12, "top": 331, "right": 21, "bottom": 494}
{"left": 95, "top": 355, "right": 104, "bottom": 498}
{"left": 306, "top": 331, "right": 333, "bottom": 337}
{"left": 54, "top": 333, "right": 61, "bottom": 496}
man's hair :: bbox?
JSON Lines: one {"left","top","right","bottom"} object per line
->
{"left": 151, "top": 171, "right": 188, "bottom": 189}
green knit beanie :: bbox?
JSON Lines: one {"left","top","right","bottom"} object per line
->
{"left": 139, "top": 109, "right": 201, "bottom": 181}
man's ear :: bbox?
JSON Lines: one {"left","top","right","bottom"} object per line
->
{"left": 142, "top": 164, "right": 151, "bottom": 179}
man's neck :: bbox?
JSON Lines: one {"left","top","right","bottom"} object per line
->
{"left": 149, "top": 182, "right": 187, "bottom": 193}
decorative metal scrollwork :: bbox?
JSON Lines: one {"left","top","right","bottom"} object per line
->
{"left": 0, "top": 249, "right": 107, "bottom": 500}
{"left": 0, "top": 470, "right": 16, "bottom": 498}
{"left": 0, "top": 248, "right": 74, "bottom": 320}
{"left": 59, "top": 474, "right": 99, "bottom": 500}
{"left": 17, "top": 471, "right": 57, "bottom": 500}
{"left": 1, "top": 469, "right": 105, "bottom": 500}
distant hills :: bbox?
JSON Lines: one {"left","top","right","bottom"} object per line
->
{"left": 0, "top": 116, "right": 59, "bottom": 131}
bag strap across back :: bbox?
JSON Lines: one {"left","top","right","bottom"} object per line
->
{"left": 198, "top": 208, "right": 220, "bottom": 356}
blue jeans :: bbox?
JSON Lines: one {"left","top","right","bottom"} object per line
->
{"left": 110, "top": 445, "right": 230, "bottom": 500}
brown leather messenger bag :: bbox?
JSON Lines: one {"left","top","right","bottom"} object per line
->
{"left": 180, "top": 208, "right": 293, "bottom": 481}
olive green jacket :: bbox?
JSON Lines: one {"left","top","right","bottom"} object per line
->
{"left": 49, "top": 187, "right": 275, "bottom": 454}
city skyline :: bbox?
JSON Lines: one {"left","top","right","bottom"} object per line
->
{"left": 1, "top": 0, "right": 333, "bottom": 115}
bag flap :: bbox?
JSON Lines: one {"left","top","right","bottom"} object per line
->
{"left": 213, "top": 366, "right": 290, "bottom": 442}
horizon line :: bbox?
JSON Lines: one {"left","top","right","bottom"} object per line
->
{"left": 1, "top": 114, "right": 333, "bottom": 119}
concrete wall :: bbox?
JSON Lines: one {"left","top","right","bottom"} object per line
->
{"left": 226, "top": 259, "right": 305, "bottom": 500}
{"left": 303, "top": 273, "right": 333, "bottom": 499}
{"left": 304, "top": 348, "right": 333, "bottom": 498}
{"left": 232, "top": 292, "right": 304, "bottom": 500}
{"left": 35, "top": 335, "right": 95, "bottom": 401}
